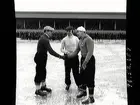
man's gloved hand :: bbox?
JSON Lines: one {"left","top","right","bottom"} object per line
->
{"left": 59, "top": 54, "right": 68, "bottom": 60}
{"left": 61, "top": 55, "right": 65, "bottom": 60}
{"left": 58, "top": 55, "right": 65, "bottom": 60}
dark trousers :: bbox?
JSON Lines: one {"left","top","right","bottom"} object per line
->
{"left": 80, "top": 55, "right": 96, "bottom": 89}
{"left": 34, "top": 52, "right": 47, "bottom": 85}
{"left": 64, "top": 55, "right": 80, "bottom": 87}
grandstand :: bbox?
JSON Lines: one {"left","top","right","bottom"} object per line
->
{"left": 15, "top": 11, "right": 126, "bottom": 40}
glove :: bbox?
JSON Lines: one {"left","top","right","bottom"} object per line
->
{"left": 59, "top": 54, "right": 68, "bottom": 60}
{"left": 59, "top": 55, "right": 65, "bottom": 60}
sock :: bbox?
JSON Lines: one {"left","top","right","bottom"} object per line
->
{"left": 36, "top": 84, "right": 40, "bottom": 90}
{"left": 89, "top": 87, "right": 94, "bottom": 94}
{"left": 89, "top": 95, "right": 93, "bottom": 98}
{"left": 41, "top": 81, "right": 46, "bottom": 87}
{"left": 88, "top": 87, "right": 94, "bottom": 98}
{"left": 80, "top": 84, "right": 86, "bottom": 92}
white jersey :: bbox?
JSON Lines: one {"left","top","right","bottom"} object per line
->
{"left": 61, "top": 35, "right": 79, "bottom": 54}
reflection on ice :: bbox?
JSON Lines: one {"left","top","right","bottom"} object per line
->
{"left": 16, "top": 40, "right": 127, "bottom": 105}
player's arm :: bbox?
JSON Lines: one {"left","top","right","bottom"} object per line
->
{"left": 60, "top": 39, "right": 68, "bottom": 54}
{"left": 84, "top": 38, "right": 94, "bottom": 64}
{"left": 44, "top": 39, "right": 63, "bottom": 59}
{"left": 76, "top": 37, "right": 79, "bottom": 47}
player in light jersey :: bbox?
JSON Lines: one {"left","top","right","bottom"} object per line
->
{"left": 60, "top": 26, "right": 80, "bottom": 91}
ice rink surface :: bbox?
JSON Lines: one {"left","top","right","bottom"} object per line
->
{"left": 16, "top": 39, "right": 127, "bottom": 105}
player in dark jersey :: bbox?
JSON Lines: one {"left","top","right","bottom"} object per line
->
{"left": 34, "top": 26, "right": 65, "bottom": 96}
{"left": 67, "top": 26, "right": 96, "bottom": 104}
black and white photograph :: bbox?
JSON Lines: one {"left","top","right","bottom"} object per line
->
{"left": 15, "top": 0, "right": 128, "bottom": 105}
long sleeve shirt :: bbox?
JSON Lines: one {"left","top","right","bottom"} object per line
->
{"left": 37, "top": 34, "right": 61, "bottom": 58}
{"left": 60, "top": 35, "right": 79, "bottom": 54}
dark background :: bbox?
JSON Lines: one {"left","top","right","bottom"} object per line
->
{"left": 126, "top": 0, "right": 139, "bottom": 105}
